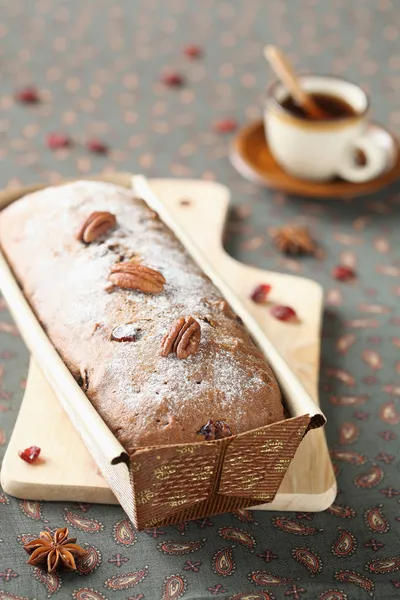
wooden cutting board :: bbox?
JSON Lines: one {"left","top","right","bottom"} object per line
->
{"left": 0, "top": 177, "right": 336, "bottom": 512}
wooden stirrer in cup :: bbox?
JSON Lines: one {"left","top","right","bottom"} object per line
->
{"left": 264, "top": 45, "right": 328, "bottom": 120}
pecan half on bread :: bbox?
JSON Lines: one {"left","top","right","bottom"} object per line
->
{"left": 76, "top": 211, "right": 117, "bottom": 243}
{"left": 109, "top": 263, "right": 165, "bottom": 293}
{"left": 160, "top": 316, "right": 201, "bottom": 359}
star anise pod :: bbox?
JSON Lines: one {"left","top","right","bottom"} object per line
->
{"left": 23, "top": 527, "right": 87, "bottom": 573}
{"left": 271, "top": 224, "right": 317, "bottom": 256}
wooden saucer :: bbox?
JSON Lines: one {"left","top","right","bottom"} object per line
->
{"left": 230, "top": 120, "right": 400, "bottom": 198}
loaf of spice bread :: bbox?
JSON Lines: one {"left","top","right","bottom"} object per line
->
{"left": 0, "top": 181, "right": 284, "bottom": 452}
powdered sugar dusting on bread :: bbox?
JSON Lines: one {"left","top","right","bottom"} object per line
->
{"left": 0, "top": 180, "right": 283, "bottom": 450}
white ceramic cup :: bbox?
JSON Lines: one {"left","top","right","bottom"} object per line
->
{"left": 265, "top": 75, "right": 386, "bottom": 182}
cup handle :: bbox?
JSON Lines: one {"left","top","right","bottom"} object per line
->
{"left": 336, "top": 133, "right": 386, "bottom": 183}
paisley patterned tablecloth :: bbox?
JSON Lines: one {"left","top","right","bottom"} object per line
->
{"left": 0, "top": 1, "right": 399, "bottom": 599}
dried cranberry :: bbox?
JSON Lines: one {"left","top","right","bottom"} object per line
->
{"left": 183, "top": 44, "right": 202, "bottom": 59}
{"left": 86, "top": 138, "right": 108, "bottom": 154}
{"left": 270, "top": 305, "right": 297, "bottom": 322}
{"left": 213, "top": 118, "right": 238, "bottom": 133}
{"left": 19, "top": 446, "right": 41, "bottom": 464}
{"left": 198, "top": 419, "right": 214, "bottom": 441}
{"left": 161, "top": 72, "right": 185, "bottom": 87}
{"left": 198, "top": 419, "right": 231, "bottom": 440}
{"left": 111, "top": 324, "right": 139, "bottom": 342}
{"left": 332, "top": 265, "right": 356, "bottom": 282}
{"left": 214, "top": 421, "right": 232, "bottom": 439}
{"left": 251, "top": 284, "right": 272, "bottom": 304}
{"left": 15, "top": 86, "right": 40, "bottom": 104}
{"left": 46, "top": 133, "right": 71, "bottom": 150}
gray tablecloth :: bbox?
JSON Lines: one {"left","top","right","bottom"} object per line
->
{"left": 0, "top": 1, "right": 399, "bottom": 598}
